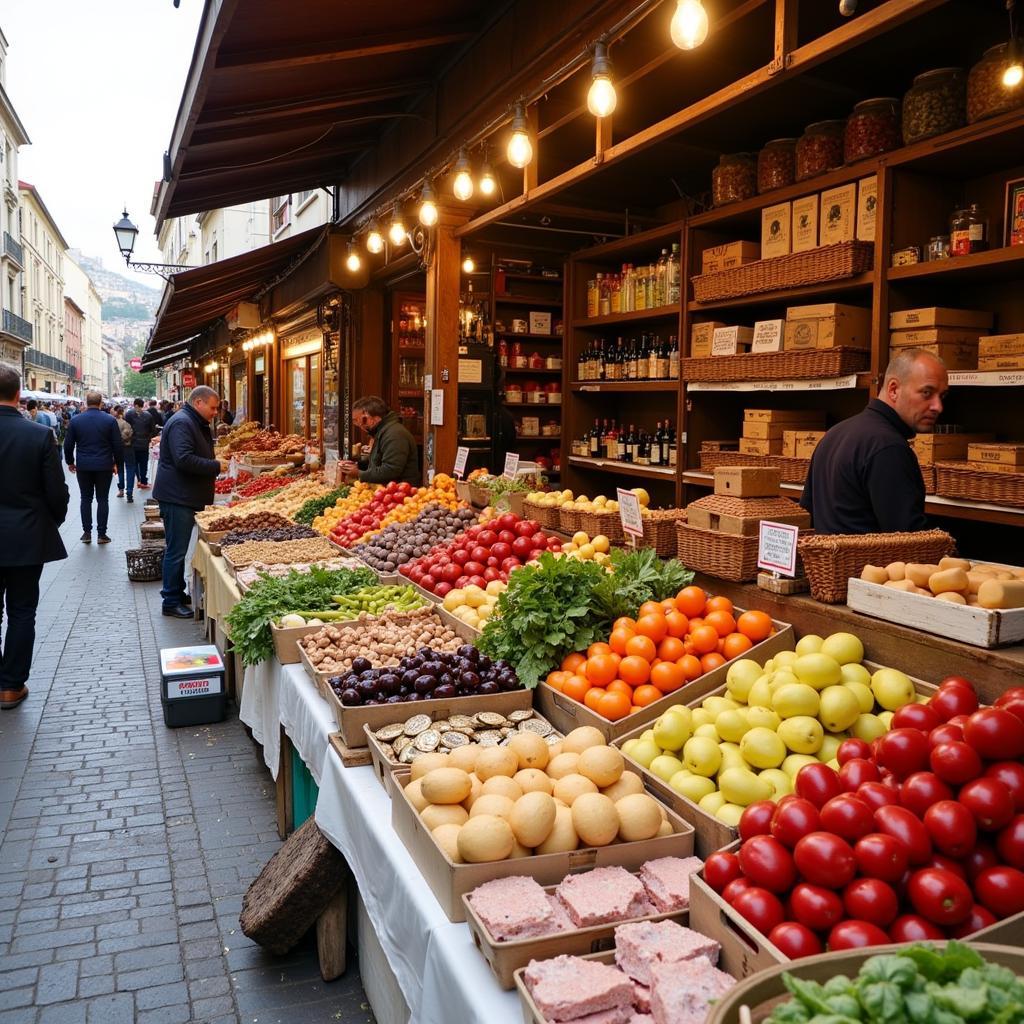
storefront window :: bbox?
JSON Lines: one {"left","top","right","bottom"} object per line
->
{"left": 287, "top": 358, "right": 306, "bottom": 436}
{"left": 309, "top": 353, "right": 320, "bottom": 440}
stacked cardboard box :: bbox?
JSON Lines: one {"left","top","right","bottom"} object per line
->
{"left": 889, "top": 307, "right": 994, "bottom": 371}
{"left": 740, "top": 408, "right": 825, "bottom": 456}
{"left": 700, "top": 242, "right": 760, "bottom": 274}
{"left": 784, "top": 303, "right": 871, "bottom": 351}
{"left": 967, "top": 443, "right": 1024, "bottom": 475}
{"left": 781, "top": 430, "right": 827, "bottom": 459}
{"left": 978, "top": 333, "right": 1024, "bottom": 371}
{"left": 911, "top": 432, "right": 994, "bottom": 466}
{"left": 686, "top": 467, "right": 810, "bottom": 535}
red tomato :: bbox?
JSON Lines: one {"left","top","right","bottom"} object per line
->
{"left": 986, "top": 762, "right": 1024, "bottom": 811}
{"left": 770, "top": 798, "right": 821, "bottom": 849}
{"left": 843, "top": 878, "right": 899, "bottom": 928}
{"left": 949, "top": 903, "right": 999, "bottom": 938}
{"left": 837, "top": 738, "right": 872, "bottom": 765}
{"left": 964, "top": 708, "right": 1024, "bottom": 760}
{"left": 996, "top": 815, "right": 1024, "bottom": 870}
{"left": 839, "top": 758, "right": 880, "bottom": 793}
{"left": 738, "top": 802, "right": 777, "bottom": 842}
{"left": 703, "top": 851, "right": 742, "bottom": 893}
{"left": 960, "top": 777, "right": 1016, "bottom": 832}
{"left": 931, "top": 684, "right": 978, "bottom": 722}
{"left": 731, "top": 887, "right": 786, "bottom": 935}
{"left": 738, "top": 835, "right": 797, "bottom": 894}
{"left": 965, "top": 842, "right": 1001, "bottom": 883}
{"left": 722, "top": 877, "right": 755, "bottom": 903}
{"left": 827, "top": 920, "right": 890, "bottom": 950}
{"left": 819, "top": 795, "right": 875, "bottom": 842}
{"left": 793, "top": 832, "right": 856, "bottom": 888}
{"left": 854, "top": 833, "right": 910, "bottom": 884}
{"left": 856, "top": 781, "right": 901, "bottom": 814}
{"left": 996, "top": 693, "right": 1024, "bottom": 725}
{"left": 929, "top": 741, "right": 983, "bottom": 786}
{"left": 899, "top": 772, "right": 954, "bottom": 818}
{"left": 434, "top": 581, "right": 453, "bottom": 597}
{"left": 908, "top": 868, "right": 973, "bottom": 925}
{"left": 789, "top": 883, "right": 844, "bottom": 931}
{"left": 889, "top": 913, "right": 946, "bottom": 942}
{"left": 925, "top": 853, "right": 968, "bottom": 880}
{"left": 975, "top": 866, "right": 1024, "bottom": 918}
{"left": 939, "top": 674, "right": 978, "bottom": 694}
{"left": 875, "top": 729, "right": 930, "bottom": 780}
{"left": 496, "top": 513, "right": 518, "bottom": 531}
{"left": 794, "top": 764, "right": 843, "bottom": 809}
{"left": 873, "top": 806, "right": 932, "bottom": 864}
{"left": 923, "top": 800, "right": 977, "bottom": 859}
{"left": 997, "top": 686, "right": 1024, "bottom": 708}
{"left": 768, "top": 922, "right": 823, "bottom": 959}
{"left": 929, "top": 723, "right": 965, "bottom": 747}
{"left": 892, "top": 702, "right": 942, "bottom": 733}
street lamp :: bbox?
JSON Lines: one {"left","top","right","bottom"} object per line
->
{"left": 112, "top": 209, "right": 189, "bottom": 279}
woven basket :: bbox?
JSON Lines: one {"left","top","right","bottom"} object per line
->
{"left": 691, "top": 241, "right": 874, "bottom": 304}
{"left": 578, "top": 510, "right": 625, "bottom": 545}
{"left": 639, "top": 509, "right": 687, "bottom": 556}
{"left": 683, "top": 347, "right": 869, "bottom": 383}
{"left": 765, "top": 455, "right": 812, "bottom": 484}
{"left": 798, "top": 528, "right": 954, "bottom": 604}
{"left": 523, "top": 498, "right": 561, "bottom": 530}
{"left": 675, "top": 521, "right": 761, "bottom": 581}
{"left": 935, "top": 461, "right": 1024, "bottom": 508}
{"left": 126, "top": 547, "right": 162, "bottom": 582}
{"left": 558, "top": 506, "right": 585, "bottom": 534}
{"left": 468, "top": 482, "right": 491, "bottom": 508}
{"left": 699, "top": 450, "right": 769, "bottom": 472}
{"left": 143, "top": 505, "right": 161, "bottom": 521}
{"left": 921, "top": 465, "right": 936, "bottom": 495}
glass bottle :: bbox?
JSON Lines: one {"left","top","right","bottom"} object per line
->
{"left": 669, "top": 336, "right": 680, "bottom": 379}
{"left": 902, "top": 68, "right": 966, "bottom": 144}
{"left": 668, "top": 243, "right": 681, "bottom": 305}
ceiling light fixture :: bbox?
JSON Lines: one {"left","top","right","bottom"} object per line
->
{"left": 452, "top": 148, "right": 474, "bottom": 201}
{"left": 507, "top": 102, "right": 534, "bottom": 169}
{"left": 670, "top": 0, "right": 709, "bottom": 50}
{"left": 366, "top": 223, "right": 384, "bottom": 254}
{"left": 587, "top": 41, "right": 617, "bottom": 118}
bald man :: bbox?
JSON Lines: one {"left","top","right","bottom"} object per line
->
{"left": 800, "top": 349, "right": 949, "bottom": 534}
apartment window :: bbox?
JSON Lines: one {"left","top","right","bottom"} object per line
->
{"left": 296, "top": 189, "right": 315, "bottom": 209}
{"left": 271, "top": 195, "right": 291, "bottom": 234}
{"left": 211, "top": 240, "right": 218, "bottom": 262}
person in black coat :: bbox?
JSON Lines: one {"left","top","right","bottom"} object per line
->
{"left": 125, "top": 397, "right": 155, "bottom": 489}
{"left": 152, "top": 386, "right": 227, "bottom": 618}
{"left": 63, "top": 391, "right": 124, "bottom": 544}
{"left": 0, "top": 365, "right": 69, "bottom": 709}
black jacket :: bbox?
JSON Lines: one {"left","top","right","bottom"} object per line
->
{"left": 148, "top": 406, "right": 165, "bottom": 429}
{"left": 153, "top": 404, "right": 220, "bottom": 510}
{"left": 125, "top": 407, "right": 155, "bottom": 449}
{"left": 357, "top": 411, "right": 420, "bottom": 485}
{"left": 0, "top": 405, "right": 69, "bottom": 565}
{"left": 800, "top": 399, "right": 928, "bottom": 535}
{"left": 63, "top": 408, "right": 124, "bottom": 472}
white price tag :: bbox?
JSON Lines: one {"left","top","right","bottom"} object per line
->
{"left": 228, "top": 456, "right": 238, "bottom": 479}
{"left": 430, "top": 389, "right": 445, "bottom": 426}
{"left": 758, "top": 520, "right": 800, "bottom": 576}
{"left": 616, "top": 488, "right": 644, "bottom": 538}
{"left": 503, "top": 452, "right": 520, "bottom": 480}
{"left": 453, "top": 446, "right": 469, "bottom": 479}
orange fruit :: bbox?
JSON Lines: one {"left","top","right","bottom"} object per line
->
{"left": 701, "top": 652, "right": 727, "bottom": 673}
{"left": 607, "top": 679, "right": 633, "bottom": 697}
{"left": 619, "top": 655, "right": 651, "bottom": 686}
{"left": 737, "top": 610, "right": 773, "bottom": 642}
{"left": 546, "top": 670, "right": 569, "bottom": 691}
{"left": 705, "top": 595, "right": 735, "bottom": 616}
{"left": 660, "top": 598, "right": 677, "bottom": 613}
{"left": 635, "top": 614, "right": 668, "bottom": 644}
{"left": 587, "top": 642, "right": 612, "bottom": 658}
{"left": 561, "top": 652, "right": 586, "bottom": 673}
{"left": 656, "top": 636, "right": 686, "bottom": 663}
{"left": 665, "top": 611, "right": 690, "bottom": 638}
{"left": 723, "top": 632, "right": 754, "bottom": 659}
{"left": 688, "top": 617, "right": 705, "bottom": 633}
{"left": 638, "top": 601, "right": 664, "bottom": 619}
{"left": 676, "top": 585, "right": 707, "bottom": 618}
{"left": 679, "top": 654, "right": 703, "bottom": 681}
{"left": 704, "top": 609, "right": 737, "bottom": 638}
{"left": 632, "top": 684, "right": 665, "bottom": 708}
{"left": 610, "top": 627, "right": 636, "bottom": 656}
{"left": 584, "top": 687, "right": 607, "bottom": 712}
{"left": 613, "top": 617, "right": 638, "bottom": 631}
{"left": 651, "top": 661, "right": 685, "bottom": 693}
{"left": 597, "top": 690, "right": 632, "bottom": 721}
{"left": 562, "top": 674, "right": 591, "bottom": 703}
{"left": 629, "top": 705, "right": 643, "bottom": 714}
{"left": 717, "top": 638, "right": 726, "bottom": 654}
{"left": 690, "top": 624, "right": 720, "bottom": 655}
{"left": 585, "top": 653, "right": 619, "bottom": 688}
{"left": 625, "top": 635, "right": 657, "bottom": 662}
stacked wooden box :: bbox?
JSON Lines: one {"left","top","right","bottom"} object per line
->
{"left": 739, "top": 408, "right": 825, "bottom": 458}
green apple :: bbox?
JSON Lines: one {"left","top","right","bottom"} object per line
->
{"left": 652, "top": 708, "right": 692, "bottom": 751}
{"left": 630, "top": 737, "right": 661, "bottom": 768}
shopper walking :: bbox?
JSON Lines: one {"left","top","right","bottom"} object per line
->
{"left": 0, "top": 366, "right": 69, "bottom": 709}
{"left": 112, "top": 405, "right": 135, "bottom": 499}
{"left": 125, "top": 397, "right": 156, "bottom": 489}
{"left": 63, "top": 391, "right": 124, "bottom": 544}
{"left": 153, "top": 386, "right": 227, "bottom": 618}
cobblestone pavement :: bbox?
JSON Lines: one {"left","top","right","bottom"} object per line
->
{"left": 0, "top": 470, "right": 374, "bottom": 1024}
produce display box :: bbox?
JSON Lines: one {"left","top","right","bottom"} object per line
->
{"left": 391, "top": 768, "right": 695, "bottom": 923}
{"left": 463, "top": 875, "right": 688, "bottom": 990}
{"left": 513, "top": 950, "right": 619, "bottom": 1024}
{"left": 198, "top": 528, "right": 227, "bottom": 546}
{"left": 536, "top": 619, "right": 794, "bottom": 744}
{"left": 269, "top": 620, "right": 324, "bottom": 665}
{"left": 847, "top": 575, "right": 1024, "bottom": 648}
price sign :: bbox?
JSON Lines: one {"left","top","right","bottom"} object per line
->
{"left": 453, "top": 446, "right": 469, "bottom": 479}
{"left": 430, "top": 388, "right": 445, "bottom": 426}
{"left": 130, "top": 357, "right": 143, "bottom": 371}
{"left": 228, "top": 456, "right": 238, "bottom": 479}
{"left": 758, "top": 521, "right": 800, "bottom": 576}
{"left": 616, "top": 488, "right": 644, "bottom": 538}
{"left": 503, "top": 452, "right": 520, "bottom": 479}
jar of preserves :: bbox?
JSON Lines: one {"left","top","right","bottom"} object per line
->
{"left": 844, "top": 98, "right": 901, "bottom": 163}
{"left": 927, "top": 234, "right": 951, "bottom": 261}
{"left": 950, "top": 204, "right": 989, "bottom": 256}
{"left": 968, "top": 43, "right": 1024, "bottom": 123}
{"left": 712, "top": 152, "right": 756, "bottom": 206}
{"left": 902, "top": 68, "right": 966, "bottom": 144}
{"left": 757, "top": 138, "right": 796, "bottom": 193}
{"left": 795, "top": 120, "right": 844, "bottom": 181}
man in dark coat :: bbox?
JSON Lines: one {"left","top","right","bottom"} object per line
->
{"left": 339, "top": 395, "right": 420, "bottom": 486}
{"left": 63, "top": 391, "right": 124, "bottom": 544}
{"left": 0, "top": 366, "right": 69, "bottom": 709}
{"left": 147, "top": 399, "right": 164, "bottom": 430}
{"left": 153, "top": 386, "right": 227, "bottom": 618}
{"left": 125, "top": 397, "right": 155, "bottom": 489}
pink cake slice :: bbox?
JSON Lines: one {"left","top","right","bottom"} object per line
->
{"left": 629, "top": 1016, "right": 655, "bottom": 1024}
{"left": 469, "top": 876, "right": 554, "bottom": 942}
{"left": 613, "top": 920, "right": 720, "bottom": 987}
{"left": 649, "top": 958, "right": 736, "bottom": 1024}
{"left": 524, "top": 955, "right": 635, "bottom": 1022}
{"left": 639, "top": 856, "right": 704, "bottom": 913}
{"left": 551, "top": 1005, "right": 634, "bottom": 1024}
{"left": 632, "top": 983, "right": 651, "bottom": 1014}
{"left": 556, "top": 866, "right": 651, "bottom": 927}
{"left": 546, "top": 894, "right": 574, "bottom": 934}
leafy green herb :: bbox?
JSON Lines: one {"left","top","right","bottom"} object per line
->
{"left": 590, "top": 547, "right": 694, "bottom": 625}
{"left": 293, "top": 486, "right": 350, "bottom": 525}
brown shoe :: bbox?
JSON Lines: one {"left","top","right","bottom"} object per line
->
{"left": 0, "top": 687, "right": 28, "bottom": 709}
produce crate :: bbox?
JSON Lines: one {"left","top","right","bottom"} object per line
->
{"left": 535, "top": 617, "right": 794, "bottom": 745}
{"left": 921, "top": 464, "right": 936, "bottom": 494}
{"left": 391, "top": 769, "right": 694, "bottom": 922}
{"left": 514, "top": 950, "right": 619, "bottom": 1024}
{"left": 269, "top": 620, "right": 324, "bottom": 665}
{"left": 935, "top": 460, "right": 1024, "bottom": 508}
{"left": 846, "top": 575, "right": 1024, "bottom": 648}
{"left": 523, "top": 498, "right": 561, "bottom": 531}
{"left": 558, "top": 506, "right": 584, "bottom": 535}
{"left": 764, "top": 455, "right": 811, "bottom": 485}
{"left": 683, "top": 346, "right": 869, "bottom": 383}
{"left": 463, "top": 875, "right": 688, "bottom": 990}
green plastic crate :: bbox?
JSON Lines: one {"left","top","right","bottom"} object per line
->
{"left": 291, "top": 746, "right": 319, "bottom": 830}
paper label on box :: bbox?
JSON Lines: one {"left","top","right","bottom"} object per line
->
{"left": 857, "top": 176, "right": 878, "bottom": 242}
{"left": 529, "top": 312, "right": 552, "bottom": 334}
{"left": 430, "top": 389, "right": 445, "bottom": 427}
{"left": 458, "top": 359, "right": 482, "bottom": 384}
{"left": 792, "top": 195, "right": 819, "bottom": 253}
{"left": 167, "top": 675, "right": 223, "bottom": 699}
{"left": 758, "top": 521, "right": 800, "bottom": 576}
{"left": 502, "top": 452, "right": 520, "bottom": 479}
{"left": 521, "top": 416, "right": 540, "bottom": 436}
{"left": 453, "top": 446, "right": 469, "bottom": 479}
{"left": 752, "top": 320, "right": 784, "bottom": 353}
{"left": 820, "top": 184, "right": 856, "bottom": 244}
{"left": 762, "top": 202, "right": 792, "bottom": 259}
{"left": 616, "top": 488, "right": 644, "bottom": 538}
{"left": 160, "top": 646, "right": 221, "bottom": 676}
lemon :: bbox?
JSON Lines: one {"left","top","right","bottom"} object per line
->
{"left": 740, "top": 728, "right": 787, "bottom": 769}
{"left": 628, "top": 738, "right": 661, "bottom": 768}
{"left": 578, "top": 543, "right": 596, "bottom": 559}
{"left": 777, "top": 716, "right": 824, "bottom": 755}
{"left": 760, "top": 768, "right": 793, "bottom": 799}
{"left": 652, "top": 708, "right": 692, "bottom": 751}
{"left": 591, "top": 535, "right": 610, "bottom": 554}
{"left": 782, "top": 753, "right": 820, "bottom": 778}
{"left": 694, "top": 723, "right": 720, "bottom": 741}
{"left": 631, "top": 487, "right": 650, "bottom": 507}
{"left": 691, "top": 708, "right": 715, "bottom": 729}
{"left": 773, "top": 650, "right": 799, "bottom": 669}
{"left": 793, "top": 653, "right": 843, "bottom": 690}
{"left": 720, "top": 768, "right": 773, "bottom": 806}
{"left": 818, "top": 734, "right": 845, "bottom": 763}
{"left": 621, "top": 739, "right": 640, "bottom": 760}
{"left": 846, "top": 681, "right": 875, "bottom": 714}
{"left": 850, "top": 713, "right": 887, "bottom": 743}
{"left": 725, "top": 659, "right": 763, "bottom": 702}
{"left": 649, "top": 754, "right": 684, "bottom": 783}
{"left": 795, "top": 634, "right": 825, "bottom": 655}
{"left": 719, "top": 742, "right": 749, "bottom": 773}
{"left": 703, "top": 696, "right": 739, "bottom": 717}
{"left": 747, "top": 678, "right": 775, "bottom": 709}
{"left": 840, "top": 663, "right": 872, "bottom": 688}
{"left": 683, "top": 736, "right": 722, "bottom": 778}
{"left": 772, "top": 683, "right": 820, "bottom": 719}
{"left": 870, "top": 667, "right": 916, "bottom": 711}
{"left": 819, "top": 685, "right": 862, "bottom": 732}
{"left": 716, "top": 803, "right": 746, "bottom": 827}
{"left": 699, "top": 791, "right": 727, "bottom": 815}
{"left": 670, "top": 771, "right": 716, "bottom": 803}
{"left": 715, "top": 709, "right": 751, "bottom": 743}
{"left": 821, "top": 632, "right": 865, "bottom": 665}
{"left": 746, "top": 706, "right": 782, "bottom": 732}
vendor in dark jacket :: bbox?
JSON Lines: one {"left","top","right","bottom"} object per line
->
{"left": 339, "top": 396, "right": 420, "bottom": 486}
{"left": 63, "top": 391, "right": 124, "bottom": 544}
{"left": 152, "top": 386, "right": 228, "bottom": 618}
{"left": 801, "top": 348, "right": 948, "bottom": 535}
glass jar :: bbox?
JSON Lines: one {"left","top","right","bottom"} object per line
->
{"left": 712, "top": 152, "right": 756, "bottom": 207}
{"left": 927, "top": 234, "right": 951, "bottom": 261}
{"left": 844, "top": 98, "right": 901, "bottom": 163}
{"left": 968, "top": 43, "right": 1024, "bottom": 123}
{"left": 950, "top": 204, "right": 990, "bottom": 256}
{"left": 795, "top": 120, "right": 845, "bottom": 181}
{"left": 902, "top": 68, "right": 966, "bottom": 144}
{"left": 757, "top": 138, "right": 796, "bottom": 193}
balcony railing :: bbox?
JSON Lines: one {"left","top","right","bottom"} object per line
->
{"left": 2, "top": 231, "right": 23, "bottom": 266}
{"left": 1, "top": 309, "right": 32, "bottom": 344}
{"left": 26, "top": 347, "right": 75, "bottom": 378}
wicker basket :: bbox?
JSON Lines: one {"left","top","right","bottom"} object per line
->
{"left": 638, "top": 509, "right": 687, "bottom": 556}
{"left": 765, "top": 455, "right": 812, "bottom": 485}
{"left": 126, "top": 547, "right": 163, "bottom": 582}
{"left": 699, "top": 450, "right": 769, "bottom": 472}
{"left": 691, "top": 240, "right": 874, "bottom": 304}
{"left": 143, "top": 505, "right": 161, "bottom": 521}
{"left": 522, "top": 498, "right": 560, "bottom": 530}
{"left": 935, "top": 461, "right": 1024, "bottom": 508}
{"left": 578, "top": 510, "right": 625, "bottom": 545}
{"left": 675, "top": 521, "right": 762, "bottom": 581}
{"left": 683, "top": 346, "right": 869, "bottom": 383}
{"left": 798, "top": 528, "right": 954, "bottom": 604}
{"left": 921, "top": 465, "right": 936, "bottom": 495}
{"left": 558, "top": 506, "right": 585, "bottom": 534}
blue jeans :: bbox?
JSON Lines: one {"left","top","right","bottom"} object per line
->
{"left": 160, "top": 502, "right": 196, "bottom": 610}
{"left": 133, "top": 449, "right": 149, "bottom": 486}
{"left": 116, "top": 459, "right": 137, "bottom": 496}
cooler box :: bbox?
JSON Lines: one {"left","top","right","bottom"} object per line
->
{"left": 159, "top": 645, "right": 227, "bottom": 728}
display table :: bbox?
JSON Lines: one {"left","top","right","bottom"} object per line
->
{"left": 192, "top": 540, "right": 241, "bottom": 623}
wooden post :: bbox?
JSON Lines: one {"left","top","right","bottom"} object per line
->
{"left": 595, "top": 115, "right": 612, "bottom": 165}
{"left": 523, "top": 105, "right": 539, "bottom": 194}
{"left": 316, "top": 879, "right": 349, "bottom": 982}
{"left": 275, "top": 727, "right": 293, "bottom": 839}
{"left": 771, "top": 0, "right": 798, "bottom": 75}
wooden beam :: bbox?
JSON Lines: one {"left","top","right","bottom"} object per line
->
{"left": 523, "top": 106, "right": 539, "bottom": 194}
{"left": 771, "top": 0, "right": 799, "bottom": 74}
{"left": 595, "top": 115, "right": 612, "bottom": 164}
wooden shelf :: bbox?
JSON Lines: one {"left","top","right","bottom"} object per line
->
{"left": 568, "top": 456, "right": 675, "bottom": 480}
{"left": 398, "top": 389, "right": 424, "bottom": 397}
{"left": 572, "top": 221, "right": 685, "bottom": 262}
{"left": 570, "top": 381, "right": 678, "bottom": 392}
{"left": 887, "top": 247, "right": 1024, "bottom": 285}
{"left": 685, "top": 373, "right": 871, "bottom": 393}
{"left": 572, "top": 305, "right": 679, "bottom": 328}
{"left": 495, "top": 295, "right": 563, "bottom": 308}
{"left": 947, "top": 371, "right": 1024, "bottom": 387}
{"left": 499, "top": 272, "right": 563, "bottom": 283}
{"left": 503, "top": 401, "right": 561, "bottom": 410}
{"left": 504, "top": 366, "right": 563, "bottom": 375}
{"left": 496, "top": 331, "right": 563, "bottom": 340}
{"left": 515, "top": 435, "right": 561, "bottom": 443}
{"left": 688, "top": 273, "right": 873, "bottom": 312}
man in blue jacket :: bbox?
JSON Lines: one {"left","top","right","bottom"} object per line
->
{"left": 63, "top": 391, "right": 124, "bottom": 545}
{"left": 153, "top": 386, "right": 227, "bottom": 618}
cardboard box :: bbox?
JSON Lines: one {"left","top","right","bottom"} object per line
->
{"left": 794, "top": 431, "right": 826, "bottom": 459}
{"left": 889, "top": 307, "right": 995, "bottom": 330}
{"left": 911, "top": 433, "right": 995, "bottom": 465}
{"left": 761, "top": 202, "right": 792, "bottom": 259}
{"left": 691, "top": 320, "right": 725, "bottom": 358}
{"left": 967, "top": 443, "right": 1024, "bottom": 467}
{"left": 792, "top": 194, "right": 819, "bottom": 253}
{"left": 907, "top": 342, "right": 979, "bottom": 371}
{"left": 782, "top": 430, "right": 800, "bottom": 458}
{"left": 687, "top": 504, "right": 809, "bottom": 535}
{"left": 856, "top": 175, "right": 878, "bottom": 242}
{"left": 891, "top": 327, "right": 986, "bottom": 348}
{"left": 820, "top": 183, "right": 856, "bottom": 244}
{"left": 979, "top": 354, "right": 1024, "bottom": 371}
{"left": 784, "top": 312, "right": 871, "bottom": 350}
{"left": 744, "top": 408, "right": 825, "bottom": 425}
{"left": 711, "top": 325, "right": 754, "bottom": 356}
{"left": 979, "top": 333, "right": 1024, "bottom": 357}
{"left": 751, "top": 319, "right": 785, "bottom": 353}
{"left": 700, "top": 440, "right": 740, "bottom": 451}
{"left": 788, "top": 302, "right": 870, "bottom": 322}
{"left": 714, "top": 465, "right": 781, "bottom": 497}
{"left": 701, "top": 241, "right": 760, "bottom": 274}
{"left": 740, "top": 437, "right": 784, "bottom": 456}
{"left": 742, "top": 421, "right": 787, "bottom": 440}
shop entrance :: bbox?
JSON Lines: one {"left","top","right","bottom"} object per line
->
{"left": 252, "top": 354, "right": 265, "bottom": 426}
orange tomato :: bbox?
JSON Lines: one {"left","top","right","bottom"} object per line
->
{"left": 737, "top": 609, "right": 774, "bottom": 642}
{"left": 606, "top": 679, "right": 633, "bottom": 697}
{"left": 587, "top": 642, "right": 612, "bottom": 658}
{"left": 610, "top": 628, "right": 636, "bottom": 656}
{"left": 651, "top": 661, "right": 685, "bottom": 693}
{"left": 637, "top": 601, "right": 664, "bottom": 619}
{"left": 676, "top": 585, "right": 707, "bottom": 618}
{"left": 584, "top": 687, "right": 607, "bottom": 712}
{"left": 705, "top": 595, "right": 735, "bottom": 616}
{"left": 701, "top": 652, "right": 727, "bottom": 673}
{"left": 690, "top": 624, "right": 720, "bottom": 655}
{"left": 613, "top": 616, "right": 638, "bottom": 632}
{"left": 704, "top": 609, "right": 737, "bottom": 638}
{"left": 629, "top": 705, "right": 643, "bottom": 714}
{"left": 635, "top": 614, "right": 668, "bottom": 644}
{"left": 660, "top": 598, "right": 678, "bottom": 613}
{"left": 625, "top": 634, "right": 657, "bottom": 662}
{"left": 632, "top": 684, "right": 665, "bottom": 707}
{"left": 688, "top": 617, "right": 705, "bottom": 633}
{"left": 619, "top": 655, "right": 651, "bottom": 686}
{"left": 716, "top": 638, "right": 726, "bottom": 654}
{"left": 561, "top": 652, "right": 586, "bottom": 674}
{"left": 657, "top": 636, "right": 686, "bottom": 663}
{"left": 585, "top": 653, "right": 619, "bottom": 688}
{"left": 665, "top": 611, "right": 690, "bottom": 638}
{"left": 546, "top": 670, "right": 569, "bottom": 691}
{"left": 597, "top": 690, "right": 632, "bottom": 721}
{"left": 723, "top": 632, "right": 753, "bottom": 659}
{"left": 562, "top": 674, "right": 591, "bottom": 703}
{"left": 679, "top": 654, "right": 703, "bottom": 681}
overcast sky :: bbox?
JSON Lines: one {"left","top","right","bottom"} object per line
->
{"left": 4, "top": 0, "right": 203, "bottom": 289}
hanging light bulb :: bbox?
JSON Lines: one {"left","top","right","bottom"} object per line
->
{"left": 418, "top": 180, "right": 438, "bottom": 227}
{"left": 366, "top": 223, "right": 384, "bottom": 254}
{"left": 1005, "top": 38, "right": 1023, "bottom": 87}
{"left": 479, "top": 154, "right": 497, "bottom": 197}
{"left": 587, "top": 41, "right": 617, "bottom": 118}
{"left": 452, "top": 148, "right": 474, "bottom": 202}
{"left": 388, "top": 207, "right": 406, "bottom": 246}
{"left": 670, "top": 0, "right": 709, "bottom": 50}
{"left": 507, "top": 102, "right": 533, "bottom": 169}
{"left": 345, "top": 242, "right": 361, "bottom": 272}
{"left": 462, "top": 256, "right": 475, "bottom": 274}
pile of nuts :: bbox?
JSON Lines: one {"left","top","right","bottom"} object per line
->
{"left": 220, "top": 524, "right": 318, "bottom": 547}
{"left": 220, "top": 537, "right": 337, "bottom": 567}
{"left": 352, "top": 504, "right": 477, "bottom": 573}
{"left": 712, "top": 153, "right": 756, "bottom": 207}
{"left": 844, "top": 98, "right": 901, "bottom": 164}
{"left": 795, "top": 120, "right": 844, "bottom": 181}
{"left": 202, "top": 510, "right": 292, "bottom": 533}
{"left": 757, "top": 139, "right": 796, "bottom": 193}
{"left": 902, "top": 68, "right": 966, "bottom": 144}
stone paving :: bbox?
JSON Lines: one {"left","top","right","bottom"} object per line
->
{"left": 0, "top": 470, "right": 374, "bottom": 1023}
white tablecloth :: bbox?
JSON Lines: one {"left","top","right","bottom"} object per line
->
{"left": 277, "top": 664, "right": 336, "bottom": 785}
{"left": 239, "top": 660, "right": 283, "bottom": 778}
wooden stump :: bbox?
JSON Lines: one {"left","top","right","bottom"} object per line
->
{"left": 316, "top": 882, "right": 349, "bottom": 981}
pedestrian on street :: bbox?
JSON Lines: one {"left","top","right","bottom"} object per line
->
{"left": 0, "top": 366, "right": 69, "bottom": 710}
{"left": 153, "top": 386, "right": 227, "bottom": 618}
{"left": 62, "top": 391, "right": 124, "bottom": 545}
{"left": 148, "top": 399, "right": 165, "bottom": 430}
{"left": 125, "top": 397, "right": 156, "bottom": 490}
{"left": 112, "top": 405, "right": 135, "bottom": 499}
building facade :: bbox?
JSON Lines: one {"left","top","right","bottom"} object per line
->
{"left": 268, "top": 188, "right": 331, "bottom": 243}
{"left": 64, "top": 254, "right": 104, "bottom": 393}
{"left": 63, "top": 295, "right": 83, "bottom": 395}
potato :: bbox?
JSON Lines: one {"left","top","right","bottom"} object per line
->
{"left": 886, "top": 561, "right": 907, "bottom": 581}
{"left": 906, "top": 563, "right": 939, "bottom": 588}
{"left": 978, "top": 579, "right": 1024, "bottom": 610}
{"left": 861, "top": 565, "right": 888, "bottom": 585}
{"left": 883, "top": 579, "right": 916, "bottom": 592}
{"left": 938, "top": 557, "right": 972, "bottom": 572}
{"left": 935, "top": 591, "right": 967, "bottom": 605}
{"left": 928, "top": 567, "right": 969, "bottom": 595}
